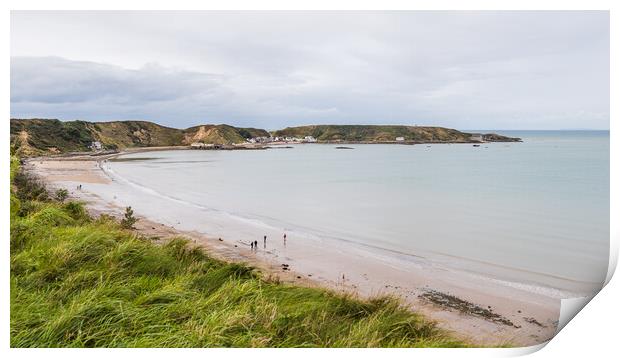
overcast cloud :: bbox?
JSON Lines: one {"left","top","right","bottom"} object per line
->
{"left": 10, "top": 11, "right": 609, "bottom": 130}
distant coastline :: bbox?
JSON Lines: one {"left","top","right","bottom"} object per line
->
{"left": 10, "top": 118, "right": 521, "bottom": 157}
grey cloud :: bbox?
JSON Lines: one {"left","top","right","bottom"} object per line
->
{"left": 10, "top": 11, "right": 610, "bottom": 129}
{"left": 11, "top": 57, "right": 224, "bottom": 104}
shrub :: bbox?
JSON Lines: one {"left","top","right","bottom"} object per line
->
{"left": 120, "top": 206, "right": 138, "bottom": 229}
{"left": 10, "top": 195, "right": 21, "bottom": 218}
{"left": 62, "top": 201, "right": 90, "bottom": 222}
{"left": 13, "top": 170, "right": 49, "bottom": 202}
{"left": 95, "top": 213, "right": 117, "bottom": 225}
{"left": 55, "top": 189, "right": 69, "bottom": 202}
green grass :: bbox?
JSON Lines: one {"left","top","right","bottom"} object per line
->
{"left": 271, "top": 125, "right": 476, "bottom": 142}
{"left": 10, "top": 158, "right": 467, "bottom": 347}
{"left": 10, "top": 119, "right": 95, "bottom": 155}
{"left": 271, "top": 125, "right": 523, "bottom": 143}
{"left": 10, "top": 119, "right": 272, "bottom": 155}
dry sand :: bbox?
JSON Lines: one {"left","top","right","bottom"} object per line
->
{"left": 25, "top": 154, "right": 562, "bottom": 347}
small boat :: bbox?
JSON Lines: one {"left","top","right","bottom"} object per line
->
{"left": 473, "top": 144, "right": 480, "bottom": 147}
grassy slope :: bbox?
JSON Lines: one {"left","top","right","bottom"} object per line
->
{"left": 10, "top": 119, "right": 271, "bottom": 155}
{"left": 9, "top": 158, "right": 466, "bottom": 348}
{"left": 272, "top": 125, "right": 518, "bottom": 142}
{"left": 92, "top": 121, "right": 185, "bottom": 149}
{"left": 272, "top": 125, "right": 473, "bottom": 142}
{"left": 183, "top": 124, "right": 269, "bottom": 145}
{"left": 10, "top": 119, "right": 95, "bottom": 156}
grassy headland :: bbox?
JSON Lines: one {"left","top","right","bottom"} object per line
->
{"left": 271, "top": 124, "right": 520, "bottom": 143}
{"left": 10, "top": 157, "right": 467, "bottom": 347}
{"left": 10, "top": 119, "right": 269, "bottom": 156}
{"left": 10, "top": 118, "right": 520, "bottom": 157}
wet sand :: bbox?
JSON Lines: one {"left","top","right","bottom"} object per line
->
{"left": 25, "top": 155, "right": 562, "bottom": 347}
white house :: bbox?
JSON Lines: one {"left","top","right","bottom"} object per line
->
{"left": 90, "top": 141, "right": 102, "bottom": 151}
{"left": 304, "top": 136, "right": 317, "bottom": 143}
{"left": 253, "top": 136, "right": 272, "bottom": 143}
{"left": 469, "top": 133, "right": 483, "bottom": 142}
{"left": 190, "top": 142, "right": 216, "bottom": 149}
{"left": 395, "top": 137, "right": 405, "bottom": 142}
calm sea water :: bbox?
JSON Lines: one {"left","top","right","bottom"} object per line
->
{"left": 108, "top": 131, "right": 609, "bottom": 294}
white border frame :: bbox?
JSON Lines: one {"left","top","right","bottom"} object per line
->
{"left": 2, "top": 2, "right": 616, "bottom": 357}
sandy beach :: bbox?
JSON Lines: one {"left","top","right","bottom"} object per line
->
{"left": 25, "top": 153, "right": 563, "bottom": 347}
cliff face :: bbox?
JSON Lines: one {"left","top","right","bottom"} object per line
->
{"left": 90, "top": 121, "right": 185, "bottom": 149}
{"left": 272, "top": 125, "right": 520, "bottom": 143}
{"left": 183, "top": 125, "right": 268, "bottom": 145}
{"left": 10, "top": 118, "right": 269, "bottom": 155}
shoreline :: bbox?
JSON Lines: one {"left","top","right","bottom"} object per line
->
{"left": 26, "top": 151, "right": 563, "bottom": 347}
{"left": 23, "top": 137, "right": 522, "bottom": 160}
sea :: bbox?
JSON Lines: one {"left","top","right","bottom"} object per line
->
{"left": 101, "top": 130, "right": 610, "bottom": 297}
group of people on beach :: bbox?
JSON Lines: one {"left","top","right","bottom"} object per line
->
{"left": 250, "top": 233, "right": 287, "bottom": 251}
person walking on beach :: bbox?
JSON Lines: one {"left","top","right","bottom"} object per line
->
{"left": 250, "top": 241, "right": 254, "bottom": 250}
{"left": 254, "top": 240, "right": 258, "bottom": 251}
{"left": 263, "top": 235, "right": 267, "bottom": 249}
{"left": 283, "top": 233, "right": 287, "bottom": 246}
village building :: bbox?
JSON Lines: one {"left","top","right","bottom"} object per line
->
{"left": 90, "top": 141, "right": 102, "bottom": 151}
{"left": 469, "top": 133, "right": 483, "bottom": 142}
{"left": 395, "top": 137, "right": 405, "bottom": 142}
{"left": 252, "top": 136, "right": 273, "bottom": 143}
{"left": 190, "top": 142, "right": 216, "bottom": 149}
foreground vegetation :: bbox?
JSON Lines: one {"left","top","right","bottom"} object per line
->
{"left": 10, "top": 157, "right": 466, "bottom": 347}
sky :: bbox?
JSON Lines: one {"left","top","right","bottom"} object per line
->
{"left": 10, "top": 11, "right": 610, "bottom": 130}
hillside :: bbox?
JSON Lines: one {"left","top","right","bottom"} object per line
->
{"left": 10, "top": 119, "right": 95, "bottom": 156}
{"left": 10, "top": 119, "right": 520, "bottom": 156}
{"left": 90, "top": 121, "right": 185, "bottom": 149}
{"left": 184, "top": 124, "right": 268, "bottom": 145}
{"left": 10, "top": 119, "right": 270, "bottom": 156}
{"left": 272, "top": 125, "right": 520, "bottom": 143}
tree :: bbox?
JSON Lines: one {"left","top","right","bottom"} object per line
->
{"left": 55, "top": 188, "right": 68, "bottom": 202}
{"left": 120, "top": 206, "right": 138, "bottom": 229}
